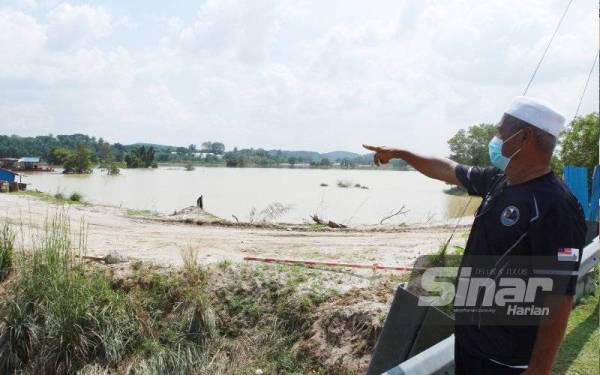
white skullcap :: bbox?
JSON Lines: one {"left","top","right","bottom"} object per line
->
{"left": 504, "top": 96, "right": 566, "bottom": 137}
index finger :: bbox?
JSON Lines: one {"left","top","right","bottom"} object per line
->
{"left": 362, "top": 144, "right": 381, "bottom": 152}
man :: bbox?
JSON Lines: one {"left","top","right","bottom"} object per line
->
{"left": 363, "top": 96, "right": 587, "bottom": 375}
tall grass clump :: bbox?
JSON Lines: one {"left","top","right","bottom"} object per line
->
{"left": 248, "top": 202, "right": 293, "bottom": 223}
{"left": 0, "top": 215, "right": 335, "bottom": 373}
{"left": 0, "top": 213, "right": 136, "bottom": 374}
{"left": 0, "top": 223, "right": 15, "bottom": 281}
{"left": 121, "top": 246, "right": 217, "bottom": 373}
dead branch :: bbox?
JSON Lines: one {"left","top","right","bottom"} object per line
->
{"left": 379, "top": 205, "right": 409, "bottom": 225}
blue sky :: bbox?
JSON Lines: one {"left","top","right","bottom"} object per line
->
{"left": 1, "top": 0, "right": 598, "bottom": 154}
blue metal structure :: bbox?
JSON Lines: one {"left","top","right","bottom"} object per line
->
{"left": 563, "top": 165, "right": 590, "bottom": 219}
{"left": 0, "top": 168, "right": 17, "bottom": 183}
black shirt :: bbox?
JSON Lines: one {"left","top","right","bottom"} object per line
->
{"left": 453, "top": 165, "right": 587, "bottom": 366}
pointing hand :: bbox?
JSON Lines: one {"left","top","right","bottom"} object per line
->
{"left": 362, "top": 144, "right": 395, "bottom": 166}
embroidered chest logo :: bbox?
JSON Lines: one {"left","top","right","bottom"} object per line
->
{"left": 500, "top": 205, "right": 520, "bottom": 226}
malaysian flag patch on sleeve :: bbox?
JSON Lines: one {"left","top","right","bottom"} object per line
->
{"left": 557, "top": 248, "right": 580, "bottom": 262}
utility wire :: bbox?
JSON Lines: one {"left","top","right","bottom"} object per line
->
{"left": 572, "top": 50, "right": 599, "bottom": 121}
{"left": 523, "top": 0, "right": 575, "bottom": 95}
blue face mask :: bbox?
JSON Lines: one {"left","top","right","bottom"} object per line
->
{"left": 488, "top": 130, "right": 522, "bottom": 171}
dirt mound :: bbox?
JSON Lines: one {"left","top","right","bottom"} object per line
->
{"left": 293, "top": 282, "right": 396, "bottom": 374}
{"left": 168, "top": 206, "right": 224, "bottom": 222}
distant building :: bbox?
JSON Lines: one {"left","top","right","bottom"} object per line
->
{"left": 17, "top": 157, "right": 43, "bottom": 171}
{"left": 0, "top": 158, "right": 18, "bottom": 170}
{"left": 195, "top": 152, "right": 223, "bottom": 159}
{"left": 0, "top": 168, "right": 18, "bottom": 183}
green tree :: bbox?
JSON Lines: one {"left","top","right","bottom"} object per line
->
{"left": 210, "top": 142, "right": 225, "bottom": 155}
{"left": 125, "top": 146, "right": 156, "bottom": 168}
{"left": 554, "top": 112, "right": 599, "bottom": 179}
{"left": 63, "top": 145, "right": 93, "bottom": 174}
{"left": 448, "top": 123, "right": 497, "bottom": 166}
{"left": 49, "top": 147, "right": 72, "bottom": 165}
{"left": 224, "top": 153, "right": 246, "bottom": 167}
{"left": 98, "top": 141, "right": 120, "bottom": 175}
{"left": 319, "top": 158, "right": 331, "bottom": 167}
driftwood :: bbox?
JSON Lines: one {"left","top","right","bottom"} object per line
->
{"left": 310, "top": 214, "right": 324, "bottom": 224}
{"left": 310, "top": 214, "right": 348, "bottom": 229}
{"left": 327, "top": 220, "right": 347, "bottom": 229}
{"left": 78, "top": 251, "right": 129, "bottom": 264}
{"left": 379, "top": 205, "right": 409, "bottom": 225}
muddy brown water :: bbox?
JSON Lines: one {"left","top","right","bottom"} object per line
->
{"left": 22, "top": 167, "right": 479, "bottom": 225}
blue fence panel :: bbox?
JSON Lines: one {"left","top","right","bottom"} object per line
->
{"left": 563, "top": 166, "right": 590, "bottom": 219}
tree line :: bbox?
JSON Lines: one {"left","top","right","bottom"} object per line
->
{"left": 2, "top": 112, "right": 594, "bottom": 174}
{"left": 0, "top": 134, "right": 406, "bottom": 171}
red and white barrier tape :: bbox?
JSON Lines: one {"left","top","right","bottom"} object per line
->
{"left": 243, "top": 256, "right": 421, "bottom": 271}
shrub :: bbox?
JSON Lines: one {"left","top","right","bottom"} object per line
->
{"left": 0, "top": 213, "right": 137, "bottom": 374}
{"left": 0, "top": 224, "right": 14, "bottom": 281}
{"left": 0, "top": 214, "right": 334, "bottom": 374}
{"left": 69, "top": 192, "right": 82, "bottom": 202}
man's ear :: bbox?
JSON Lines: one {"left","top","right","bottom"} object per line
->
{"left": 522, "top": 127, "right": 534, "bottom": 145}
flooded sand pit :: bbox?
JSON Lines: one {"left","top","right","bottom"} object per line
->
{"left": 22, "top": 167, "right": 479, "bottom": 225}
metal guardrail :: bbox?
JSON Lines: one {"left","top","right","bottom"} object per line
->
{"left": 579, "top": 236, "right": 599, "bottom": 277}
{"left": 382, "top": 335, "right": 455, "bottom": 375}
{"left": 382, "top": 236, "right": 600, "bottom": 375}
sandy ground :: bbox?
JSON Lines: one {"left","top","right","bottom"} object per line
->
{"left": 0, "top": 193, "right": 472, "bottom": 269}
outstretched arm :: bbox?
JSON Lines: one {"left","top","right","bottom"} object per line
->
{"left": 362, "top": 144, "right": 463, "bottom": 187}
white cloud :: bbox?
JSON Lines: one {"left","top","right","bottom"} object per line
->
{"left": 173, "top": 0, "right": 288, "bottom": 63}
{"left": 0, "top": 10, "right": 46, "bottom": 75}
{"left": 47, "top": 3, "right": 114, "bottom": 49}
{"left": 0, "top": 0, "right": 597, "bottom": 153}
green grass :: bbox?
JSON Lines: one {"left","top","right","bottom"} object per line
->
{"left": 0, "top": 213, "right": 341, "bottom": 373}
{"left": 0, "top": 223, "right": 14, "bottom": 281}
{"left": 306, "top": 223, "right": 329, "bottom": 231}
{"left": 12, "top": 190, "right": 85, "bottom": 205}
{"left": 0, "top": 213, "right": 135, "bottom": 374}
{"left": 126, "top": 208, "right": 160, "bottom": 217}
{"left": 427, "top": 244, "right": 464, "bottom": 267}
{"left": 553, "top": 284, "right": 599, "bottom": 374}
